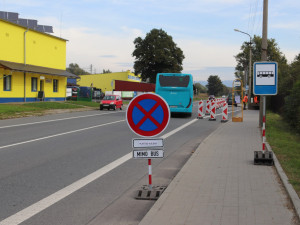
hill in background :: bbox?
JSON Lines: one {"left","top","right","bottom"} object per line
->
{"left": 195, "top": 80, "right": 233, "bottom": 87}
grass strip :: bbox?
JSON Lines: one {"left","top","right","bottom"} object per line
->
{"left": 65, "top": 100, "right": 99, "bottom": 107}
{"left": 0, "top": 101, "right": 99, "bottom": 120}
{"left": 266, "top": 111, "right": 300, "bottom": 197}
{"left": 24, "top": 102, "right": 83, "bottom": 109}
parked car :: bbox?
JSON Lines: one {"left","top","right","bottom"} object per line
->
{"left": 208, "top": 95, "right": 215, "bottom": 100}
{"left": 100, "top": 95, "right": 123, "bottom": 110}
{"left": 226, "top": 93, "right": 237, "bottom": 107}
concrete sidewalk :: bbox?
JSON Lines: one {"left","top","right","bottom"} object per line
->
{"left": 139, "top": 110, "right": 299, "bottom": 225}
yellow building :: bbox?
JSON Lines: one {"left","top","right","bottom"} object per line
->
{"left": 0, "top": 13, "right": 77, "bottom": 103}
{"left": 78, "top": 71, "right": 141, "bottom": 92}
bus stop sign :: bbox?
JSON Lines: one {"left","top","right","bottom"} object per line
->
{"left": 126, "top": 93, "right": 170, "bottom": 137}
{"left": 253, "top": 61, "right": 278, "bottom": 95}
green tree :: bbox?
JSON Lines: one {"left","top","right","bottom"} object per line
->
{"left": 284, "top": 80, "right": 300, "bottom": 132}
{"left": 132, "top": 28, "right": 185, "bottom": 83}
{"left": 206, "top": 75, "right": 223, "bottom": 96}
{"left": 193, "top": 82, "right": 207, "bottom": 94}
{"left": 67, "top": 63, "right": 90, "bottom": 75}
{"left": 234, "top": 35, "right": 288, "bottom": 112}
{"left": 284, "top": 54, "right": 300, "bottom": 133}
{"left": 221, "top": 85, "right": 231, "bottom": 96}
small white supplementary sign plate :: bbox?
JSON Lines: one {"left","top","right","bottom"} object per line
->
{"left": 133, "top": 138, "right": 164, "bottom": 148}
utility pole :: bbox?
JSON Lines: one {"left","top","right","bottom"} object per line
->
{"left": 259, "top": 0, "right": 268, "bottom": 127}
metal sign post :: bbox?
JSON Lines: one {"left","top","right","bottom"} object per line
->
{"left": 253, "top": 62, "right": 278, "bottom": 165}
{"left": 126, "top": 93, "right": 170, "bottom": 199}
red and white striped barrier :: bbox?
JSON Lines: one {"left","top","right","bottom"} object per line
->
{"left": 205, "top": 100, "right": 210, "bottom": 115}
{"left": 217, "top": 99, "right": 221, "bottom": 109}
{"left": 262, "top": 116, "right": 266, "bottom": 152}
{"left": 221, "top": 102, "right": 228, "bottom": 122}
{"left": 197, "top": 100, "right": 204, "bottom": 119}
{"left": 209, "top": 100, "right": 216, "bottom": 121}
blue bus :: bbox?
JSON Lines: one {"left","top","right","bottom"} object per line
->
{"left": 155, "top": 73, "right": 193, "bottom": 114}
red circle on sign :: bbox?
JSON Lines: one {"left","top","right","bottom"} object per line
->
{"left": 126, "top": 93, "right": 170, "bottom": 137}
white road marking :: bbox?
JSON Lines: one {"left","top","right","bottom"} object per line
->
{"left": 0, "top": 108, "right": 241, "bottom": 225}
{"left": 0, "top": 153, "right": 132, "bottom": 225}
{"left": 0, "top": 111, "right": 124, "bottom": 129}
{"left": 0, "top": 120, "right": 125, "bottom": 150}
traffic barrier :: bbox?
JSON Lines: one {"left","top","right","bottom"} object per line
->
{"left": 209, "top": 100, "right": 216, "bottom": 121}
{"left": 205, "top": 100, "right": 210, "bottom": 115}
{"left": 221, "top": 102, "right": 228, "bottom": 122}
{"left": 197, "top": 100, "right": 204, "bottom": 119}
{"left": 217, "top": 99, "right": 221, "bottom": 109}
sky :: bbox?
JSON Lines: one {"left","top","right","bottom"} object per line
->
{"left": 1, "top": 0, "right": 299, "bottom": 82}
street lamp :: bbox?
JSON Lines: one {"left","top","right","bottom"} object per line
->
{"left": 234, "top": 29, "right": 252, "bottom": 104}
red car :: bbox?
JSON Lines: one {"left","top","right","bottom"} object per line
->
{"left": 100, "top": 95, "right": 123, "bottom": 110}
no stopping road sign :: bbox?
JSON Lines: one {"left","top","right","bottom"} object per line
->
{"left": 126, "top": 93, "right": 170, "bottom": 137}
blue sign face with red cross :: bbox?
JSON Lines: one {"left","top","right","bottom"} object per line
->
{"left": 126, "top": 93, "right": 170, "bottom": 137}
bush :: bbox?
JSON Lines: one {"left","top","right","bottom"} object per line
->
{"left": 284, "top": 80, "right": 300, "bottom": 133}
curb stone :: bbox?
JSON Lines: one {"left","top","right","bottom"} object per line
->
{"left": 266, "top": 141, "right": 300, "bottom": 221}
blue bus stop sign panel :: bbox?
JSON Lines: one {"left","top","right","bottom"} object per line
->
{"left": 126, "top": 93, "right": 170, "bottom": 137}
{"left": 253, "top": 61, "right": 278, "bottom": 95}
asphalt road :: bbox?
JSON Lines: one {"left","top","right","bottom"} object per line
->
{"left": 0, "top": 102, "right": 238, "bottom": 225}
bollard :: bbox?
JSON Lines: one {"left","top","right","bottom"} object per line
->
{"left": 205, "top": 100, "right": 210, "bottom": 115}
{"left": 221, "top": 102, "right": 228, "bottom": 122}
{"left": 197, "top": 100, "right": 204, "bottom": 119}
{"left": 209, "top": 101, "right": 216, "bottom": 121}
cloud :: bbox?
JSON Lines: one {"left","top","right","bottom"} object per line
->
{"left": 60, "top": 25, "right": 241, "bottom": 78}
{"left": 271, "top": 22, "right": 300, "bottom": 30}
{"left": 178, "top": 38, "right": 240, "bottom": 70}
{"left": 184, "top": 67, "right": 236, "bottom": 82}
{"left": 1, "top": 0, "right": 43, "bottom": 7}
{"left": 62, "top": 26, "right": 136, "bottom": 72}
{"left": 100, "top": 55, "right": 117, "bottom": 58}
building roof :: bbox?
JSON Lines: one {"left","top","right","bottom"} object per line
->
{"left": 0, "top": 18, "right": 68, "bottom": 41}
{"left": 0, "top": 60, "right": 78, "bottom": 78}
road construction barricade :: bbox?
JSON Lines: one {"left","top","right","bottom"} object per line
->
{"left": 205, "top": 100, "right": 210, "bottom": 115}
{"left": 209, "top": 100, "right": 216, "bottom": 121}
{"left": 197, "top": 100, "right": 204, "bottom": 119}
{"left": 221, "top": 102, "right": 228, "bottom": 122}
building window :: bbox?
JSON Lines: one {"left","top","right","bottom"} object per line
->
{"left": 53, "top": 79, "right": 58, "bottom": 92}
{"left": 3, "top": 75, "right": 12, "bottom": 91}
{"left": 31, "top": 77, "right": 38, "bottom": 92}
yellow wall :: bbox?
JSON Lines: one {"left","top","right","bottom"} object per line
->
{"left": 0, "top": 20, "right": 66, "bottom": 70}
{"left": 24, "top": 74, "right": 67, "bottom": 98}
{"left": 0, "top": 19, "right": 68, "bottom": 102}
{"left": 0, "top": 69, "right": 24, "bottom": 98}
{"left": 78, "top": 71, "right": 141, "bottom": 92}
{"left": 0, "top": 68, "right": 66, "bottom": 99}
